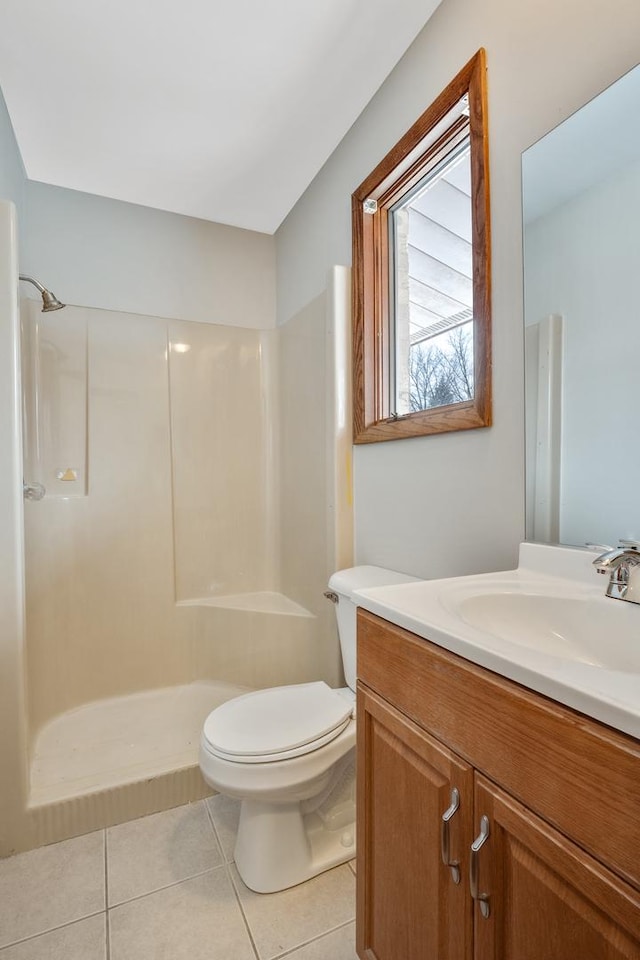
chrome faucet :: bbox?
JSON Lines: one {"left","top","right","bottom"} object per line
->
{"left": 592, "top": 540, "right": 640, "bottom": 604}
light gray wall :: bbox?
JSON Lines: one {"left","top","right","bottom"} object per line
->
{"left": 21, "top": 181, "right": 276, "bottom": 328}
{"left": 275, "top": 0, "right": 640, "bottom": 580}
{"left": 2, "top": 77, "right": 275, "bottom": 327}
{"left": 0, "top": 86, "right": 26, "bottom": 223}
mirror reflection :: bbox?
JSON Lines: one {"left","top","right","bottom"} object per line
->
{"left": 523, "top": 63, "right": 640, "bottom": 548}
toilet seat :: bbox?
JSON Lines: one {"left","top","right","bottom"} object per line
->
{"left": 202, "top": 681, "right": 354, "bottom": 763}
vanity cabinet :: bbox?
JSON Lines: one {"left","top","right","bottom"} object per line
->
{"left": 358, "top": 684, "right": 474, "bottom": 960}
{"left": 356, "top": 610, "right": 640, "bottom": 960}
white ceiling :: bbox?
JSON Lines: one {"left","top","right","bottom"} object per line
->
{"left": 0, "top": 0, "right": 442, "bottom": 234}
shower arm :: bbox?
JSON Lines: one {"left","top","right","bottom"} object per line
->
{"left": 19, "top": 274, "right": 47, "bottom": 295}
{"left": 19, "top": 275, "right": 65, "bottom": 312}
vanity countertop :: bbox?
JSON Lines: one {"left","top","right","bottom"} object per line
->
{"left": 354, "top": 542, "right": 640, "bottom": 740}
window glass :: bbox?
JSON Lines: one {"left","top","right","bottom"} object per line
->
{"left": 391, "top": 141, "right": 473, "bottom": 415}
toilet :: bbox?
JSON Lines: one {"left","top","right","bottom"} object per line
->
{"left": 199, "top": 565, "right": 416, "bottom": 893}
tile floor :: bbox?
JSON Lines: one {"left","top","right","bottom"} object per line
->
{"left": 0, "top": 797, "right": 357, "bottom": 960}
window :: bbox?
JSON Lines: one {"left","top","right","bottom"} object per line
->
{"left": 352, "top": 49, "right": 491, "bottom": 443}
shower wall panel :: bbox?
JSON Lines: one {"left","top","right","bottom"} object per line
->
{"left": 168, "top": 321, "right": 275, "bottom": 601}
{"left": 277, "top": 268, "right": 353, "bottom": 688}
{"left": 23, "top": 303, "right": 309, "bottom": 743}
{"left": 278, "top": 292, "right": 334, "bottom": 684}
{"left": 191, "top": 604, "right": 319, "bottom": 689}
{"left": 21, "top": 300, "right": 88, "bottom": 498}
{"left": 25, "top": 307, "right": 189, "bottom": 734}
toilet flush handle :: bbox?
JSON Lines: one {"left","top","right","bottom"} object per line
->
{"left": 323, "top": 590, "right": 339, "bottom": 603}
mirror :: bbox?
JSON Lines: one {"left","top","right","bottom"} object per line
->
{"left": 523, "top": 63, "right": 640, "bottom": 548}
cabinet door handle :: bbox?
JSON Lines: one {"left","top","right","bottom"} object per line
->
{"left": 470, "top": 815, "right": 491, "bottom": 918}
{"left": 440, "top": 787, "right": 461, "bottom": 884}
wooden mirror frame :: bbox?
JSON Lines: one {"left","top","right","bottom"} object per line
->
{"left": 352, "top": 48, "right": 491, "bottom": 443}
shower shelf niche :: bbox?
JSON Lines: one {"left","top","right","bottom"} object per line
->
{"left": 177, "top": 591, "right": 314, "bottom": 616}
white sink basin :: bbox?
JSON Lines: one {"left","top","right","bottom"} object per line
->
{"left": 354, "top": 543, "right": 640, "bottom": 739}
{"left": 451, "top": 591, "right": 640, "bottom": 673}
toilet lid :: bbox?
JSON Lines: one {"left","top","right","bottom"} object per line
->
{"left": 202, "top": 682, "right": 354, "bottom": 763}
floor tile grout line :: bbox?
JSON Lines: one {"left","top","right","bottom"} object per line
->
{"left": 105, "top": 798, "right": 225, "bottom": 912}
{"left": 270, "top": 918, "right": 356, "bottom": 960}
{"left": 107, "top": 863, "right": 227, "bottom": 912}
{"left": 1, "top": 798, "right": 356, "bottom": 959}
{"left": 204, "top": 799, "right": 260, "bottom": 960}
{"left": 0, "top": 910, "right": 107, "bottom": 953}
{"left": 225, "top": 861, "right": 261, "bottom": 960}
{"left": 202, "top": 793, "right": 226, "bottom": 840}
{"left": 205, "top": 799, "right": 357, "bottom": 960}
{"left": 104, "top": 829, "right": 111, "bottom": 959}
{"left": 233, "top": 860, "right": 357, "bottom": 960}
{"left": 204, "top": 793, "right": 233, "bottom": 864}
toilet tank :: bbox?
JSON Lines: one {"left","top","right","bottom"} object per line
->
{"left": 328, "top": 565, "right": 419, "bottom": 692}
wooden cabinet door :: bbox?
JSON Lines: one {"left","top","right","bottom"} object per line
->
{"left": 357, "top": 684, "right": 474, "bottom": 960}
{"left": 473, "top": 775, "right": 640, "bottom": 960}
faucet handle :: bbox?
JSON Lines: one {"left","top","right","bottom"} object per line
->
{"left": 585, "top": 542, "right": 613, "bottom": 552}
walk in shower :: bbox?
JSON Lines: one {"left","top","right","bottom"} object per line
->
{"left": 0, "top": 197, "right": 352, "bottom": 854}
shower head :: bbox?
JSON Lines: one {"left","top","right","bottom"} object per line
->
{"left": 19, "top": 275, "right": 65, "bottom": 312}
{"left": 40, "top": 288, "right": 65, "bottom": 312}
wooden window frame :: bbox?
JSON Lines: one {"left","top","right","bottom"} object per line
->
{"left": 352, "top": 49, "right": 491, "bottom": 443}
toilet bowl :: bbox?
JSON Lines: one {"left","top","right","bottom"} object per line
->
{"left": 199, "top": 565, "right": 417, "bottom": 893}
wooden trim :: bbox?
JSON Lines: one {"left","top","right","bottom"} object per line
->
{"left": 355, "top": 55, "right": 479, "bottom": 202}
{"left": 468, "top": 49, "right": 492, "bottom": 430}
{"left": 357, "top": 609, "right": 640, "bottom": 891}
{"left": 377, "top": 117, "right": 470, "bottom": 210}
{"left": 352, "top": 48, "right": 492, "bottom": 443}
{"left": 352, "top": 193, "right": 372, "bottom": 439}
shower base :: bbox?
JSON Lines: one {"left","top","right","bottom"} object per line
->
{"left": 28, "top": 680, "right": 248, "bottom": 847}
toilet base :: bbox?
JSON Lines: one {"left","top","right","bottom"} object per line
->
{"left": 234, "top": 756, "right": 355, "bottom": 893}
